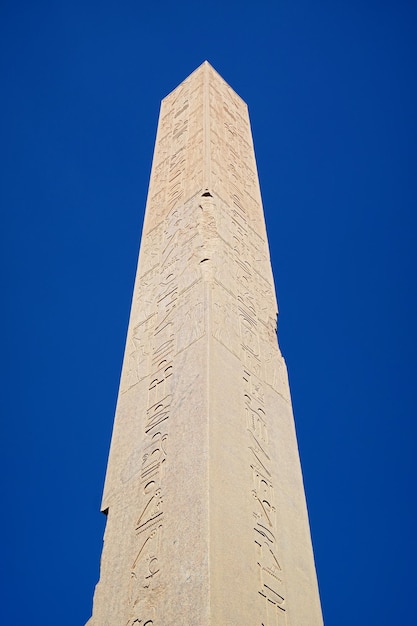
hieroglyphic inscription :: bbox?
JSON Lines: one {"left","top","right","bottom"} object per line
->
{"left": 144, "top": 62, "right": 270, "bottom": 240}
{"left": 211, "top": 198, "right": 287, "bottom": 626}
{"left": 125, "top": 205, "right": 179, "bottom": 624}
{"left": 244, "top": 371, "right": 287, "bottom": 626}
{"left": 126, "top": 196, "right": 204, "bottom": 625}
{"left": 209, "top": 106, "right": 286, "bottom": 622}
{"left": 145, "top": 69, "right": 205, "bottom": 233}
{"left": 236, "top": 229, "right": 287, "bottom": 624}
{"left": 207, "top": 64, "right": 265, "bottom": 237}
{"left": 231, "top": 203, "right": 287, "bottom": 624}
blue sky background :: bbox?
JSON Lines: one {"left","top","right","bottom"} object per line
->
{"left": 1, "top": 1, "right": 416, "bottom": 624}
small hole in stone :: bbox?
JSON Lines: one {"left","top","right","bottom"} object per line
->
{"left": 201, "top": 191, "right": 213, "bottom": 197}
{"left": 200, "top": 258, "right": 210, "bottom": 263}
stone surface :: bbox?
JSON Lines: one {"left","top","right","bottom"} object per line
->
{"left": 86, "top": 61, "right": 323, "bottom": 626}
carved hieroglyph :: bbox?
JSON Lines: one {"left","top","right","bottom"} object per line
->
{"left": 86, "top": 62, "right": 323, "bottom": 626}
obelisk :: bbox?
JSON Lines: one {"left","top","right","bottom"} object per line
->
{"left": 86, "top": 61, "right": 323, "bottom": 625}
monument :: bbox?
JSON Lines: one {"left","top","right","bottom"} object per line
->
{"left": 86, "top": 61, "right": 323, "bottom": 625}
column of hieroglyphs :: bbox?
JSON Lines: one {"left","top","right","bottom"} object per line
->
{"left": 87, "top": 64, "right": 210, "bottom": 625}
{"left": 206, "top": 66, "right": 287, "bottom": 625}
{"left": 86, "top": 62, "right": 323, "bottom": 625}
{"left": 206, "top": 63, "right": 322, "bottom": 625}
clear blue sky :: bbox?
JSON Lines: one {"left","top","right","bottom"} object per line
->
{"left": 1, "top": 1, "right": 416, "bottom": 624}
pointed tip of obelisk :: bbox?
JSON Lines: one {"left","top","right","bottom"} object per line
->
{"left": 162, "top": 61, "right": 212, "bottom": 100}
{"left": 162, "top": 60, "right": 246, "bottom": 106}
{"left": 193, "top": 60, "right": 232, "bottom": 89}
{"left": 196, "top": 59, "right": 215, "bottom": 73}
{"left": 190, "top": 59, "right": 222, "bottom": 78}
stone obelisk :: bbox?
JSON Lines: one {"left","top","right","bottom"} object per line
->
{"left": 86, "top": 61, "right": 323, "bottom": 625}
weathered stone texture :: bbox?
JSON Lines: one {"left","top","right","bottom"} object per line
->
{"left": 86, "top": 62, "right": 323, "bottom": 626}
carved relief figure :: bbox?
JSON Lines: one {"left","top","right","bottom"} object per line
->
{"left": 212, "top": 297, "right": 240, "bottom": 356}
{"left": 178, "top": 295, "right": 205, "bottom": 352}
{"left": 123, "top": 322, "right": 151, "bottom": 392}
